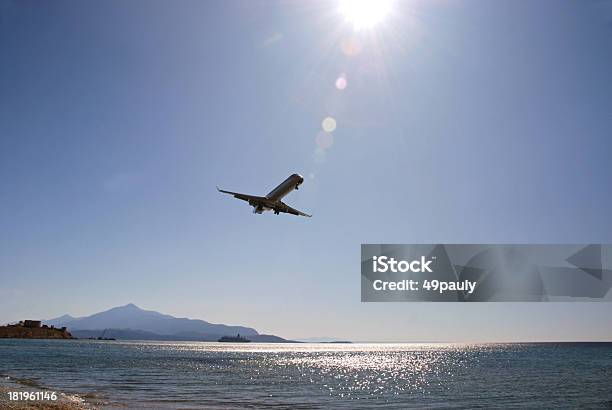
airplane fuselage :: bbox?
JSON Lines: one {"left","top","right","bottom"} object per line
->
{"left": 252, "top": 174, "right": 304, "bottom": 214}
{"left": 266, "top": 173, "right": 304, "bottom": 201}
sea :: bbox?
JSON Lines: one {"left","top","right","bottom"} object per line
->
{"left": 1, "top": 340, "right": 611, "bottom": 409}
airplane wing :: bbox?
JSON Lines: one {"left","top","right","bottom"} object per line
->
{"left": 275, "top": 201, "right": 312, "bottom": 218}
{"left": 217, "top": 187, "right": 267, "bottom": 204}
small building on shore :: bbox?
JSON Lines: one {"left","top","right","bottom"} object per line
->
{"left": 22, "top": 320, "right": 42, "bottom": 328}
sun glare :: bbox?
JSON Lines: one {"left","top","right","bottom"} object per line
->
{"left": 339, "top": 0, "right": 394, "bottom": 30}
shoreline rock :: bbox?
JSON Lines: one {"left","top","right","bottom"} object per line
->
{"left": 0, "top": 325, "right": 72, "bottom": 340}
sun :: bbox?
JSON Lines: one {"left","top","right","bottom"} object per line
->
{"left": 338, "top": 0, "right": 395, "bottom": 30}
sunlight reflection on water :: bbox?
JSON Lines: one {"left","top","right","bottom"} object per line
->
{"left": 1, "top": 341, "right": 611, "bottom": 409}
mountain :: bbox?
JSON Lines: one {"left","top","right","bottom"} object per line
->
{"left": 43, "top": 304, "right": 293, "bottom": 342}
{"left": 46, "top": 314, "right": 78, "bottom": 327}
{"left": 50, "top": 303, "right": 258, "bottom": 336}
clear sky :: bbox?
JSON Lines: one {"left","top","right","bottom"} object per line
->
{"left": 1, "top": 0, "right": 612, "bottom": 342}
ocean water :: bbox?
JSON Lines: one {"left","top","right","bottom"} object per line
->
{"left": 1, "top": 340, "right": 611, "bottom": 409}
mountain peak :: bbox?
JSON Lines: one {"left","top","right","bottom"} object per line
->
{"left": 120, "top": 303, "right": 140, "bottom": 310}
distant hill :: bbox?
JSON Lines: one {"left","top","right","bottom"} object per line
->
{"left": 250, "top": 334, "right": 299, "bottom": 343}
{"left": 68, "top": 329, "right": 294, "bottom": 343}
{"left": 46, "top": 314, "right": 77, "bottom": 327}
{"left": 44, "top": 304, "right": 294, "bottom": 342}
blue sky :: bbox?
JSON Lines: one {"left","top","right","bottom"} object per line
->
{"left": 1, "top": 0, "right": 612, "bottom": 341}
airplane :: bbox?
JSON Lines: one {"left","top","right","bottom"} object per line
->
{"left": 217, "top": 173, "right": 312, "bottom": 217}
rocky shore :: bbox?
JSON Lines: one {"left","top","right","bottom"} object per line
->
{"left": 0, "top": 322, "right": 72, "bottom": 339}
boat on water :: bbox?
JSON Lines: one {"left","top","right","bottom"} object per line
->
{"left": 97, "top": 329, "right": 116, "bottom": 341}
{"left": 218, "top": 334, "right": 250, "bottom": 343}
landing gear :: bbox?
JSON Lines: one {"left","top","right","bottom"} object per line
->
{"left": 295, "top": 185, "right": 299, "bottom": 190}
{"left": 274, "top": 210, "right": 280, "bottom": 215}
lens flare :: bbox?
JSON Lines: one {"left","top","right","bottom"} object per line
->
{"left": 322, "top": 117, "right": 337, "bottom": 133}
{"left": 335, "top": 74, "right": 347, "bottom": 90}
{"left": 316, "top": 131, "right": 334, "bottom": 149}
{"left": 341, "top": 37, "right": 362, "bottom": 57}
{"left": 339, "top": 0, "right": 394, "bottom": 30}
